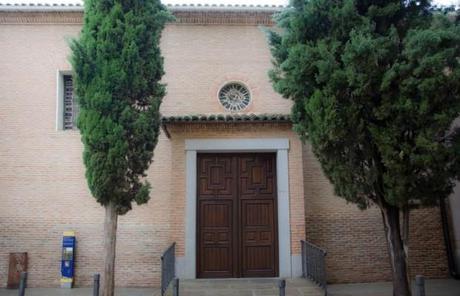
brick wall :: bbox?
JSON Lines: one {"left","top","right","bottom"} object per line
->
{"left": 160, "top": 24, "right": 292, "bottom": 116}
{"left": 0, "top": 9, "right": 450, "bottom": 288}
{"left": 0, "top": 15, "right": 296, "bottom": 288}
{"left": 302, "top": 143, "right": 449, "bottom": 283}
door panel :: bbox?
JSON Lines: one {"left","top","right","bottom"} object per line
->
{"left": 199, "top": 200, "right": 234, "bottom": 277}
{"left": 239, "top": 154, "right": 276, "bottom": 199}
{"left": 241, "top": 199, "right": 277, "bottom": 277}
{"left": 197, "top": 153, "right": 278, "bottom": 278}
{"left": 239, "top": 154, "right": 278, "bottom": 277}
{"left": 197, "top": 155, "right": 237, "bottom": 278}
{"left": 198, "top": 156, "right": 236, "bottom": 198}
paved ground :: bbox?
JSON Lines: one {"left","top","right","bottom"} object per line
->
{"left": 328, "top": 279, "right": 460, "bottom": 296}
{"left": 0, "top": 287, "right": 158, "bottom": 296}
{"left": 0, "top": 278, "right": 459, "bottom": 296}
{"left": 0, "top": 279, "right": 323, "bottom": 296}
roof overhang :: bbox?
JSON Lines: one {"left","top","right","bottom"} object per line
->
{"left": 0, "top": 2, "right": 284, "bottom": 12}
{"left": 0, "top": 3, "right": 284, "bottom": 25}
{"left": 161, "top": 113, "right": 291, "bottom": 138}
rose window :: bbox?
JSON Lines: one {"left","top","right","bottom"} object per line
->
{"left": 218, "top": 83, "right": 251, "bottom": 112}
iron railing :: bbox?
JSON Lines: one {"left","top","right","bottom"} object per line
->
{"left": 301, "top": 240, "right": 327, "bottom": 295}
{"left": 161, "top": 242, "right": 176, "bottom": 296}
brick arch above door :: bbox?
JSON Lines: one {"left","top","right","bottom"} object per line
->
{"left": 177, "top": 138, "right": 293, "bottom": 279}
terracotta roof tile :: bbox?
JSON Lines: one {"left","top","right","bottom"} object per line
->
{"left": 161, "top": 113, "right": 291, "bottom": 123}
{"left": 0, "top": 2, "right": 285, "bottom": 12}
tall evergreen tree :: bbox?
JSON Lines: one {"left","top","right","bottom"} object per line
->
{"left": 269, "top": 1, "right": 460, "bottom": 295}
{"left": 70, "top": 1, "right": 171, "bottom": 295}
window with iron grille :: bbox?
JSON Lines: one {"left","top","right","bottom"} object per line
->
{"left": 62, "top": 75, "right": 79, "bottom": 130}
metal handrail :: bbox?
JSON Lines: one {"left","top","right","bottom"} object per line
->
{"left": 161, "top": 242, "right": 176, "bottom": 296}
{"left": 301, "top": 240, "right": 327, "bottom": 295}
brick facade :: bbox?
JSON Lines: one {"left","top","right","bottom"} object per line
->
{"left": 303, "top": 144, "right": 448, "bottom": 283}
{"left": 0, "top": 7, "right": 449, "bottom": 288}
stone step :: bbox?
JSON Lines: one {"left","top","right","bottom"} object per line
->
{"left": 164, "top": 278, "right": 324, "bottom": 296}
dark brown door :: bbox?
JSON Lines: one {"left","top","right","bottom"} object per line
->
{"left": 197, "top": 153, "right": 278, "bottom": 278}
{"left": 238, "top": 155, "right": 278, "bottom": 277}
{"left": 197, "top": 155, "right": 237, "bottom": 278}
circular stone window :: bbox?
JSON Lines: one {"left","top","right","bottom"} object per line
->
{"left": 218, "top": 82, "right": 251, "bottom": 112}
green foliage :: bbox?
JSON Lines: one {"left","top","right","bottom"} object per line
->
{"left": 269, "top": 0, "right": 460, "bottom": 209}
{"left": 71, "top": 0, "right": 172, "bottom": 214}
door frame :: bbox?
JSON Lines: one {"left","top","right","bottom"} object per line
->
{"left": 179, "top": 138, "right": 292, "bottom": 279}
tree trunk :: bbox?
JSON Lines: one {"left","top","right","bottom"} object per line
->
{"left": 103, "top": 201, "right": 118, "bottom": 296}
{"left": 401, "top": 206, "right": 411, "bottom": 293}
{"left": 381, "top": 205, "right": 411, "bottom": 296}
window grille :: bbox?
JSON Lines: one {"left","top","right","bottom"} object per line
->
{"left": 63, "top": 75, "right": 78, "bottom": 130}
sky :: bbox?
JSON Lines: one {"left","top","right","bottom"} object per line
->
{"left": 165, "top": 0, "right": 459, "bottom": 7}
{"left": 164, "top": 0, "right": 458, "bottom": 5}
{"left": 164, "top": 0, "right": 288, "bottom": 5}
{"left": 1, "top": 0, "right": 458, "bottom": 8}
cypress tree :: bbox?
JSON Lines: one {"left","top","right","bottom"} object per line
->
{"left": 70, "top": 0, "right": 172, "bottom": 295}
{"left": 269, "top": 1, "right": 460, "bottom": 295}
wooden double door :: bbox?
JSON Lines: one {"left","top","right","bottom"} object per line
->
{"left": 197, "top": 153, "right": 278, "bottom": 278}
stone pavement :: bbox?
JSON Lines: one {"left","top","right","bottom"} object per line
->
{"left": 0, "top": 278, "right": 324, "bottom": 296}
{"left": 327, "top": 278, "right": 460, "bottom": 296}
{"left": 0, "top": 287, "right": 157, "bottom": 296}
{"left": 1, "top": 278, "right": 459, "bottom": 296}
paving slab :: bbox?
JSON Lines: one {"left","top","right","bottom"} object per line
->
{"left": 2, "top": 278, "right": 458, "bottom": 296}
{"left": 0, "top": 287, "right": 159, "bottom": 296}
{"left": 328, "top": 279, "right": 460, "bottom": 296}
{"left": 0, "top": 278, "right": 323, "bottom": 296}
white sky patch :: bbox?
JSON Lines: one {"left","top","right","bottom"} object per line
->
{"left": 163, "top": 0, "right": 459, "bottom": 7}
{"left": 1, "top": 0, "right": 458, "bottom": 8}
{"left": 164, "top": 0, "right": 289, "bottom": 5}
{"left": 162, "top": 0, "right": 459, "bottom": 7}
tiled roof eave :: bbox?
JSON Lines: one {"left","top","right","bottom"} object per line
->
{"left": 0, "top": 2, "right": 285, "bottom": 12}
{"left": 0, "top": 3, "right": 83, "bottom": 12}
{"left": 161, "top": 113, "right": 291, "bottom": 138}
{"left": 161, "top": 113, "right": 291, "bottom": 124}
{"left": 168, "top": 3, "right": 285, "bottom": 12}
{"left": 0, "top": 3, "right": 282, "bottom": 25}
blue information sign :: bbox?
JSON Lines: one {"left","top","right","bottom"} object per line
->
{"left": 60, "top": 231, "right": 76, "bottom": 288}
